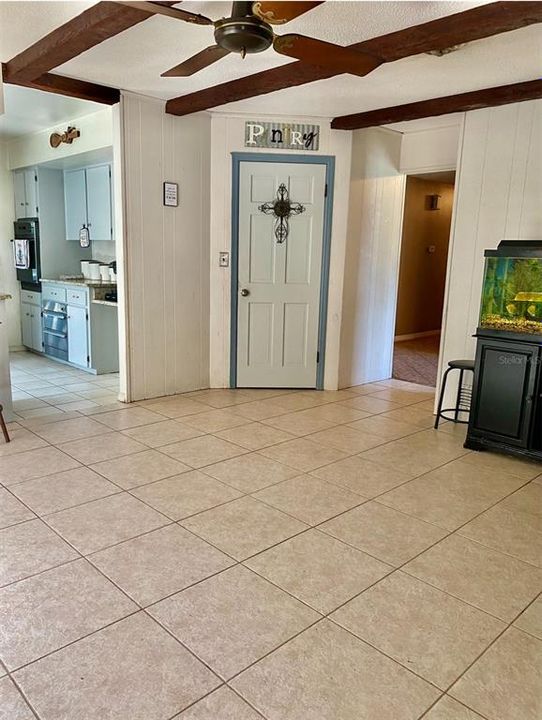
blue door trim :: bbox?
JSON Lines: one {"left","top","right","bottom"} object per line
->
{"left": 230, "top": 152, "right": 335, "bottom": 390}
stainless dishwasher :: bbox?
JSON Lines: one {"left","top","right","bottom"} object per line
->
{"left": 42, "top": 300, "right": 68, "bottom": 361}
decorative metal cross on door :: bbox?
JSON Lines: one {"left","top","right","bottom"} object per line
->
{"left": 258, "top": 183, "right": 306, "bottom": 243}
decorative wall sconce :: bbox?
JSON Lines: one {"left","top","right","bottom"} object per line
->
{"left": 258, "top": 183, "right": 306, "bottom": 243}
{"left": 425, "top": 194, "right": 441, "bottom": 211}
{"left": 49, "top": 126, "right": 80, "bottom": 148}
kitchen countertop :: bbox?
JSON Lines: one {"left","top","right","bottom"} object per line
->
{"left": 41, "top": 278, "right": 117, "bottom": 288}
{"left": 91, "top": 299, "right": 118, "bottom": 307}
{"left": 0, "top": 294, "right": 12, "bottom": 301}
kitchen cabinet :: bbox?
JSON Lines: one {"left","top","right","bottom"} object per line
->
{"left": 65, "top": 164, "right": 112, "bottom": 242}
{"left": 65, "top": 169, "right": 87, "bottom": 241}
{"left": 13, "top": 168, "right": 38, "bottom": 219}
{"left": 21, "top": 301, "right": 43, "bottom": 352}
{"left": 67, "top": 304, "right": 89, "bottom": 367}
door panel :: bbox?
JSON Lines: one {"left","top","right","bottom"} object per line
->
{"left": 13, "top": 172, "right": 26, "bottom": 219}
{"left": 65, "top": 169, "right": 87, "bottom": 241}
{"left": 68, "top": 305, "right": 89, "bottom": 367}
{"left": 24, "top": 169, "right": 38, "bottom": 216}
{"left": 236, "top": 161, "right": 326, "bottom": 388}
{"left": 86, "top": 165, "right": 112, "bottom": 241}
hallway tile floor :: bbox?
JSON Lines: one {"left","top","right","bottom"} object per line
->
{"left": 1, "top": 351, "right": 541, "bottom": 719}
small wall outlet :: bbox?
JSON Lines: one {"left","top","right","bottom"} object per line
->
{"left": 219, "top": 252, "right": 229, "bottom": 268}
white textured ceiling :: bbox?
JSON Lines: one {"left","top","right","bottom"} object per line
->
{"left": 0, "top": 85, "right": 102, "bottom": 139}
{"left": 0, "top": 1, "right": 540, "bottom": 118}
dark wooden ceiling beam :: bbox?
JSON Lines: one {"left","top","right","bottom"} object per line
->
{"left": 5, "top": 0, "right": 177, "bottom": 82}
{"left": 166, "top": 2, "right": 542, "bottom": 116}
{"left": 2, "top": 64, "right": 120, "bottom": 105}
{"left": 331, "top": 79, "right": 542, "bottom": 130}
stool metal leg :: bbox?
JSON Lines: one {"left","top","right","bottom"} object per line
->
{"left": 454, "top": 368, "right": 465, "bottom": 422}
{"left": 434, "top": 367, "right": 452, "bottom": 429}
{"left": 0, "top": 406, "right": 10, "bottom": 443}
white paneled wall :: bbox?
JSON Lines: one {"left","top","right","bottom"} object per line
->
{"left": 339, "top": 128, "right": 406, "bottom": 387}
{"left": 0, "top": 142, "right": 19, "bottom": 347}
{"left": 121, "top": 94, "right": 210, "bottom": 401}
{"left": 439, "top": 99, "right": 542, "bottom": 403}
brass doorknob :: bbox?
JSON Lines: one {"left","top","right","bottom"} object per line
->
{"left": 240, "top": 288, "right": 250, "bottom": 297}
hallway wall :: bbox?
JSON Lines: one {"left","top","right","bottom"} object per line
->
{"left": 120, "top": 94, "right": 210, "bottom": 401}
{"left": 395, "top": 176, "right": 454, "bottom": 337}
{"left": 439, "top": 98, "right": 542, "bottom": 405}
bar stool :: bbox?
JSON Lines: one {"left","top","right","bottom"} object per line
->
{"left": 0, "top": 404, "right": 10, "bottom": 443}
{"left": 434, "top": 359, "right": 475, "bottom": 429}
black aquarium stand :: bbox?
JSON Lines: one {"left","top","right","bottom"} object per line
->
{"left": 465, "top": 329, "right": 542, "bottom": 462}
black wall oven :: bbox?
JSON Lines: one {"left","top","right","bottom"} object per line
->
{"left": 13, "top": 218, "right": 41, "bottom": 291}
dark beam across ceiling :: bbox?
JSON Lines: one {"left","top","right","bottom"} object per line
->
{"left": 5, "top": 0, "right": 177, "bottom": 82}
{"left": 331, "top": 79, "right": 542, "bottom": 130}
{"left": 166, "top": 2, "right": 542, "bottom": 116}
{"left": 2, "top": 64, "right": 120, "bottom": 105}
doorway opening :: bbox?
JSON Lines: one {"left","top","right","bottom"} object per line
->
{"left": 393, "top": 171, "right": 456, "bottom": 387}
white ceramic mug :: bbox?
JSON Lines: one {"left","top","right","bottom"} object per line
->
{"left": 88, "top": 262, "right": 101, "bottom": 280}
{"left": 81, "top": 261, "right": 90, "bottom": 278}
{"left": 99, "top": 265, "right": 110, "bottom": 281}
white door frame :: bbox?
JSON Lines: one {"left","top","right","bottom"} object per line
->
{"left": 230, "top": 152, "right": 335, "bottom": 390}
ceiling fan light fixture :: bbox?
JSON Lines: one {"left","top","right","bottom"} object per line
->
{"left": 214, "top": 15, "right": 274, "bottom": 54}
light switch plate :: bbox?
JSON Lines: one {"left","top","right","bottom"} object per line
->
{"left": 219, "top": 252, "right": 229, "bottom": 268}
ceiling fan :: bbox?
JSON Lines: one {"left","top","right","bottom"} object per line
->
{"left": 116, "top": 1, "right": 383, "bottom": 78}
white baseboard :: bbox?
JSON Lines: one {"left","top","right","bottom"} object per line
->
{"left": 394, "top": 330, "right": 441, "bottom": 342}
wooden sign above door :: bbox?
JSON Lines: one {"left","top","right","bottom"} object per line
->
{"left": 245, "top": 121, "right": 319, "bottom": 151}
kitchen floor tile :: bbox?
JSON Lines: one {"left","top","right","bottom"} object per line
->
{"left": 459, "top": 451, "right": 541, "bottom": 480}
{"left": 132, "top": 471, "right": 242, "bottom": 520}
{"left": 57, "top": 433, "right": 147, "bottom": 464}
{"left": 377, "top": 459, "right": 526, "bottom": 530}
{"left": 514, "top": 596, "right": 542, "bottom": 640}
{"left": 160, "top": 435, "right": 247, "bottom": 468}
{"left": 332, "top": 571, "right": 504, "bottom": 689}
{"left": 46, "top": 493, "right": 168, "bottom": 554}
{"left": 10, "top": 466, "right": 119, "bottom": 516}
{"left": 338, "top": 395, "right": 399, "bottom": 414}
{"left": 14, "top": 613, "right": 219, "bottom": 720}
{"left": 458, "top": 505, "right": 542, "bottom": 567}
{"left": 311, "top": 455, "right": 415, "bottom": 497}
{"left": 450, "top": 628, "right": 542, "bottom": 720}
{"left": 149, "top": 565, "right": 318, "bottom": 679}
{"left": 215, "top": 422, "right": 295, "bottom": 450}
{"left": 90, "top": 524, "right": 233, "bottom": 607}
{"left": 405, "top": 534, "right": 542, "bottom": 621}
{"left": 121, "top": 420, "right": 204, "bottom": 447}
{"left": 347, "top": 415, "right": 420, "bottom": 440}
{"left": 89, "top": 449, "right": 190, "bottom": 489}
{"left": 181, "top": 496, "right": 307, "bottom": 560}
{"left": 308, "top": 426, "right": 385, "bottom": 454}
{"left": 92, "top": 407, "right": 165, "bottom": 430}
{"left": 232, "top": 620, "right": 439, "bottom": 720}
{"left": 245, "top": 529, "right": 391, "bottom": 613}
{"left": 30, "top": 416, "right": 111, "bottom": 444}
{"left": 0, "top": 519, "right": 78, "bottom": 587}
{"left": 201, "top": 452, "right": 298, "bottom": 493}
{"left": 0, "top": 559, "right": 136, "bottom": 669}
{"left": 261, "top": 411, "right": 336, "bottom": 437}
{"left": 423, "top": 696, "right": 485, "bottom": 719}
{"left": 0, "top": 446, "right": 80, "bottom": 486}
{"left": 0, "top": 676, "right": 35, "bottom": 720}
{"left": 181, "top": 408, "right": 251, "bottom": 433}
{"left": 0, "top": 489, "right": 35, "bottom": 529}
{"left": 260, "top": 437, "right": 347, "bottom": 472}
{"left": 499, "top": 482, "right": 542, "bottom": 517}
{"left": 321, "top": 502, "right": 447, "bottom": 566}
{"left": 144, "top": 397, "right": 210, "bottom": 418}
{"left": 175, "top": 686, "right": 262, "bottom": 719}
{"left": 253, "top": 474, "right": 363, "bottom": 525}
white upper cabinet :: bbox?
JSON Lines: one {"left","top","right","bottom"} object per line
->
{"left": 86, "top": 165, "right": 112, "bottom": 242}
{"left": 65, "top": 169, "right": 87, "bottom": 240}
{"left": 13, "top": 168, "right": 38, "bottom": 218}
{"left": 64, "top": 164, "right": 113, "bottom": 242}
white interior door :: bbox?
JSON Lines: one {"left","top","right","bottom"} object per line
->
{"left": 236, "top": 161, "right": 327, "bottom": 388}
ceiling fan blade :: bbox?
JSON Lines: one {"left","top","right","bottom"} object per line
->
{"left": 161, "top": 45, "right": 230, "bottom": 77}
{"left": 253, "top": 1, "right": 324, "bottom": 24}
{"left": 115, "top": 1, "right": 214, "bottom": 26}
{"left": 273, "top": 34, "right": 382, "bottom": 77}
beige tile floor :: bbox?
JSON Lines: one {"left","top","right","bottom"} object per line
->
{"left": 1, "top": 350, "right": 541, "bottom": 720}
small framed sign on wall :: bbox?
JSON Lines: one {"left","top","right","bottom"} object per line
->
{"left": 163, "top": 181, "right": 178, "bottom": 207}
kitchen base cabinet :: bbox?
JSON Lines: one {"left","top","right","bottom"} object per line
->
{"left": 20, "top": 295, "right": 43, "bottom": 353}
{"left": 465, "top": 332, "right": 542, "bottom": 461}
{"left": 67, "top": 305, "right": 89, "bottom": 368}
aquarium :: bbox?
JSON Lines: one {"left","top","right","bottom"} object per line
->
{"left": 479, "top": 241, "right": 542, "bottom": 336}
